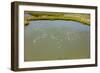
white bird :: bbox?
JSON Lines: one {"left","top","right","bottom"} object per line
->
{"left": 58, "top": 46, "right": 61, "bottom": 48}
{"left": 68, "top": 36, "right": 70, "bottom": 40}
{"left": 33, "top": 40, "right": 36, "bottom": 43}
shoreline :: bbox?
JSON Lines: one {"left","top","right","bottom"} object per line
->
{"left": 25, "top": 19, "right": 90, "bottom": 26}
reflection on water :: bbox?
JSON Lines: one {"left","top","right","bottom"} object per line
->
{"left": 24, "top": 20, "right": 90, "bottom": 61}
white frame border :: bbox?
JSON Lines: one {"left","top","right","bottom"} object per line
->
{"left": 18, "top": 5, "right": 96, "bottom": 68}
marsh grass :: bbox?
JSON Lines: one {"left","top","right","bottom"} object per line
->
{"left": 24, "top": 11, "right": 90, "bottom": 26}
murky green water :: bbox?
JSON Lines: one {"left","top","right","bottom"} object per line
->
{"left": 24, "top": 20, "right": 90, "bottom": 61}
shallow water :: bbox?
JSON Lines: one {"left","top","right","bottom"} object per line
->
{"left": 24, "top": 20, "right": 90, "bottom": 61}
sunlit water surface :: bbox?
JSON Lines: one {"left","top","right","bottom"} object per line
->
{"left": 24, "top": 20, "right": 90, "bottom": 61}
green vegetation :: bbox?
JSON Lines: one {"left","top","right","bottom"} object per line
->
{"left": 24, "top": 11, "right": 90, "bottom": 26}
